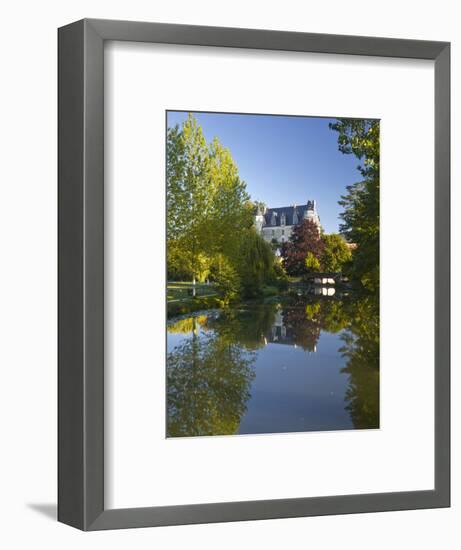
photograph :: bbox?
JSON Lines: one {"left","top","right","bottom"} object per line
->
{"left": 166, "top": 110, "right": 380, "bottom": 438}
{"left": 2, "top": 6, "right": 451, "bottom": 540}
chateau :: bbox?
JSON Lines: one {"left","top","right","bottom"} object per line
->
{"left": 255, "top": 200, "right": 321, "bottom": 244}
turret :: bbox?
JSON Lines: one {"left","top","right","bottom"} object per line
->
{"left": 254, "top": 206, "right": 265, "bottom": 233}
{"left": 304, "top": 199, "right": 321, "bottom": 230}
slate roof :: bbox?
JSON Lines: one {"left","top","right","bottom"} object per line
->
{"left": 262, "top": 202, "right": 316, "bottom": 227}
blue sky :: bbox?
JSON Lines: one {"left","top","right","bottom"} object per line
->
{"left": 167, "top": 111, "right": 361, "bottom": 234}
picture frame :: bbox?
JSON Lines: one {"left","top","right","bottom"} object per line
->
{"left": 58, "top": 18, "right": 450, "bottom": 530}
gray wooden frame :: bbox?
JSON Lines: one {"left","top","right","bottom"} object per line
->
{"left": 58, "top": 18, "right": 450, "bottom": 531}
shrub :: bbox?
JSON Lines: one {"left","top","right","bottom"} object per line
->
{"left": 305, "top": 251, "right": 321, "bottom": 272}
{"left": 213, "top": 259, "right": 241, "bottom": 303}
{"left": 270, "top": 261, "right": 289, "bottom": 291}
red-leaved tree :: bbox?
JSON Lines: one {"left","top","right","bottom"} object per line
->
{"left": 281, "top": 219, "right": 325, "bottom": 276}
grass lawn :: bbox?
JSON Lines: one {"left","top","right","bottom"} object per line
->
{"left": 167, "top": 281, "right": 218, "bottom": 302}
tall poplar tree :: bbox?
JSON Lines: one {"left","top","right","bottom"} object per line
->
{"left": 167, "top": 114, "right": 211, "bottom": 294}
{"left": 166, "top": 114, "right": 261, "bottom": 298}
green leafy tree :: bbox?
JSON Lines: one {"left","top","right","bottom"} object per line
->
{"left": 206, "top": 137, "right": 253, "bottom": 260}
{"left": 238, "top": 229, "right": 275, "bottom": 298}
{"left": 305, "top": 251, "right": 321, "bottom": 272}
{"left": 211, "top": 254, "right": 241, "bottom": 303}
{"left": 167, "top": 114, "right": 254, "bottom": 297}
{"left": 167, "top": 115, "right": 212, "bottom": 294}
{"left": 270, "top": 260, "right": 289, "bottom": 291}
{"left": 329, "top": 119, "right": 380, "bottom": 290}
{"left": 321, "top": 233, "right": 352, "bottom": 272}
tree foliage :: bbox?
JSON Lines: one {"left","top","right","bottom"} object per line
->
{"left": 238, "top": 229, "right": 275, "bottom": 298}
{"left": 281, "top": 219, "right": 325, "bottom": 276}
{"left": 166, "top": 117, "right": 211, "bottom": 284}
{"left": 210, "top": 254, "right": 241, "bottom": 303}
{"left": 305, "top": 251, "right": 321, "bottom": 272}
{"left": 329, "top": 119, "right": 380, "bottom": 290}
{"left": 321, "top": 233, "right": 352, "bottom": 272}
{"left": 167, "top": 114, "right": 265, "bottom": 299}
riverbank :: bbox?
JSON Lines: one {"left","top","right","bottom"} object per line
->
{"left": 167, "top": 289, "right": 279, "bottom": 318}
{"left": 167, "top": 280, "right": 357, "bottom": 319}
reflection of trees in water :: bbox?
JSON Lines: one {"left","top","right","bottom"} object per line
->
{"left": 282, "top": 294, "right": 379, "bottom": 429}
{"left": 281, "top": 298, "right": 351, "bottom": 351}
{"left": 167, "top": 293, "right": 379, "bottom": 436}
{"left": 282, "top": 306, "right": 321, "bottom": 352}
{"left": 339, "top": 295, "right": 379, "bottom": 429}
{"left": 207, "top": 306, "right": 277, "bottom": 350}
{"left": 167, "top": 331, "right": 256, "bottom": 437}
{"left": 167, "top": 315, "right": 208, "bottom": 334}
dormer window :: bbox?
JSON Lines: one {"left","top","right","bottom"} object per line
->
{"left": 280, "top": 213, "right": 286, "bottom": 226}
{"left": 293, "top": 209, "right": 298, "bottom": 225}
{"left": 271, "top": 212, "right": 277, "bottom": 226}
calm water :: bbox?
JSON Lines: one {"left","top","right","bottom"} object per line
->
{"left": 166, "top": 293, "right": 379, "bottom": 437}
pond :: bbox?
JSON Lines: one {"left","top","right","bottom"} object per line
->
{"left": 166, "top": 293, "right": 379, "bottom": 437}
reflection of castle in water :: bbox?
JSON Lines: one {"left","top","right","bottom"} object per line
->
{"left": 268, "top": 308, "right": 317, "bottom": 352}
{"left": 269, "top": 309, "right": 290, "bottom": 343}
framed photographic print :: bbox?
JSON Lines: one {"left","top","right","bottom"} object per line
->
{"left": 58, "top": 19, "right": 450, "bottom": 530}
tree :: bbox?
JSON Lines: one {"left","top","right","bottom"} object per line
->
{"left": 167, "top": 114, "right": 254, "bottom": 297}
{"left": 305, "top": 251, "right": 321, "bottom": 272}
{"left": 253, "top": 200, "right": 266, "bottom": 212}
{"left": 211, "top": 254, "right": 241, "bottom": 303}
{"left": 206, "top": 137, "right": 253, "bottom": 261}
{"left": 270, "top": 237, "right": 279, "bottom": 251}
{"left": 166, "top": 115, "right": 212, "bottom": 294}
{"left": 281, "top": 219, "right": 325, "bottom": 276}
{"left": 329, "top": 118, "right": 379, "bottom": 290}
{"left": 238, "top": 229, "right": 275, "bottom": 298}
{"left": 321, "top": 233, "right": 352, "bottom": 272}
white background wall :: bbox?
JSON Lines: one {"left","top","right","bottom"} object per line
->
{"left": 0, "top": 1, "right": 459, "bottom": 548}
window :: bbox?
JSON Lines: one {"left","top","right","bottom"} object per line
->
{"left": 271, "top": 229, "right": 275, "bottom": 236}
{"left": 282, "top": 229, "right": 285, "bottom": 235}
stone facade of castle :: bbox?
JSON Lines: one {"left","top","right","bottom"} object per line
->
{"left": 255, "top": 200, "right": 321, "bottom": 244}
